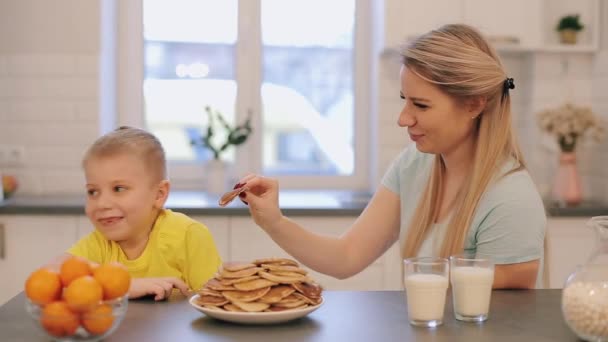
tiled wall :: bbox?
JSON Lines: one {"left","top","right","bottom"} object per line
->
{"left": 0, "top": 0, "right": 606, "bottom": 203}
{"left": 0, "top": 0, "right": 101, "bottom": 194}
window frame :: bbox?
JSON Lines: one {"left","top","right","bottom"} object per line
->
{"left": 116, "top": 0, "right": 372, "bottom": 190}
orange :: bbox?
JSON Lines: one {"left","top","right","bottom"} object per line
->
{"left": 82, "top": 304, "right": 114, "bottom": 335}
{"left": 63, "top": 276, "right": 103, "bottom": 313}
{"left": 60, "top": 256, "right": 92, "bottom": 287}
{"left": 25, "top": 268, "right": 62, "bottom": 305}
{"left": 40, "top": 301, "right": 80, "bottom": 337}
{"left": 93, "top": 262, "right": 131, "bottom": 300}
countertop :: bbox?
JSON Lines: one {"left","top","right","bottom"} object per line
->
{"left": 0, "top": 191, "right": 606, "bottom": 217}
{"left": 0, "top": 290, "right": 579, "bottom": 342}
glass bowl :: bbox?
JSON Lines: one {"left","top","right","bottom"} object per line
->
{"left": 25, "top": 296, "right": 128, "bottom": 342}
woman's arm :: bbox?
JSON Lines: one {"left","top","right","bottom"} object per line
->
{"left": 243, "top": 178, "right": 402, "bottom": 279}
{"left": 493, "top": 259, "right": 539, "bottom": 289}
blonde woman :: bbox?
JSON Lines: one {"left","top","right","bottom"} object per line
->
{"left": 236, "top": 24, "right": 545, "bottom": 289}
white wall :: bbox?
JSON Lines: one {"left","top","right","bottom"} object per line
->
{"left": 0, "top": 0, "right": 606, "bottom": 203}
{"left": 0, "top": 0, "right": 101, "bottom": 194}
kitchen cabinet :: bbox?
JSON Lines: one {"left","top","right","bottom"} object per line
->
{"left": 229, "top": 216, "right": 402, "bottom": 291}
{"left": 0, "top": 213, "right": 596, "bottom": 305}
{"left": 0, "top": 215, "right": 78, "bottom": 305}
{"left": 190, "top": 216, "right": 230, "bottom": 264}
{"left": 390, "top": 0, "right": 600, "bottom": 53}
{"left": 545, "top": 217, "right": 595, "bottom": 288}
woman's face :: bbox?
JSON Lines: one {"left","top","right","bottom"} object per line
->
{"left": 398, "top": 66, "right": 481, "bottom": 156}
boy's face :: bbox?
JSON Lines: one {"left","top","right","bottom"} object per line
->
{"left": 84, "top": 153, "right": 169, "bottom": 243}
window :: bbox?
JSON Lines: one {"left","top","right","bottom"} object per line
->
{"left": 118, "top": 0, "right": 371, "bottom": 189}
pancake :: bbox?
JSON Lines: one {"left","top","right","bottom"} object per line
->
{"left": 292, "top": 281, "right": 323, "bottom": 299}
{"left": 220, "top": 267, "right": 263, "bottom": 279}
{"left": 273, "top": 298, "right": 307, "bottom": 308}
{"left": 262, "top": 264, "right": 308, "bottom": 275}
{"left": 222, "top": 261, "right": 257, "bottom": 272}
{"left": 258, "top": 285, "right": 295, "bottom": 304}
{"left": 195, "top": 295, "right": 229, "bottom": 307}
{"left": 269, "top": 270, "right": 307, "bottom": 278}
{"left": 219, "top": 275, "right": 260, "bottom": 286}
{"left": 259, "top": 271, "right": 308, "bottom": 284}
{"left": 292, "top": 292, "right": 322, "bottom": 305}
{"left": 197, "top": 258, "right": 323, "bottom": 312}
{"left": 253, "top": 257, "right": 299, "bottom": 267}
{"left": 204, "top": 278, "right": 237, "bottom": 291}
{"left": 222, "top": 287, "right": 271, "bottom": 303}
{"left": 233, "top": 278, "right": 277, "bottom": 291}
{"left": 197, "top": 288, "right": 223, "bottom": 298}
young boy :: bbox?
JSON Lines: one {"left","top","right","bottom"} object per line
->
{"left": 57, "top": 126, "right": 222, "bottom": 300}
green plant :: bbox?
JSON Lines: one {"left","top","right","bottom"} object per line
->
{"left": 556, "top": 14, "right": 584, "bottom": 32}
{"left": 191, "top": 106, "right": 252, "bottom": 160}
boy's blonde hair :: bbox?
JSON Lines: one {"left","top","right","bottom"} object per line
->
{"left": 83, "top": 126, "right": 167, "bottom": 182}
{"left": 401, "top": 24, "right": 525, "bottom": 259}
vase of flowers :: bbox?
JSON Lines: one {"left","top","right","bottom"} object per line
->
{"left": 191, "top": 106, "right": 252, "bottom": 194}
{"left": 537, "top": 103, "right": 605, "bottom": 207}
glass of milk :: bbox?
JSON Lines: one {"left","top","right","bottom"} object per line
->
{"left": 403, "top": 257, "right": 449, "bottom": 327}
{"left": 449, "top": 254, "right": 495, "bottom": 322}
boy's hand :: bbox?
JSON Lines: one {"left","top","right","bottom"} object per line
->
{"left": 129, "top": 277, "right": 190, "bottom": 301}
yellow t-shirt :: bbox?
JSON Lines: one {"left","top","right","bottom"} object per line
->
{"left": 68, "top": 209, "right": 222, "bottom": 290}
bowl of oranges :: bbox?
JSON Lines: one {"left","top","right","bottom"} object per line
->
{"left": 24, "top": 257, "right": 131, "bottom": 341}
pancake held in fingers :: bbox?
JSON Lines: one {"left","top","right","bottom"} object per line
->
{"left": 195, "top": 258, "right": 324, "bottom": 312}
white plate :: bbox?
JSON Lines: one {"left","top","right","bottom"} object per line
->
{"left": 189, "top": 294, "right": 323, "bottom": 325}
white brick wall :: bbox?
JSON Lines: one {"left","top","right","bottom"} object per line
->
{"left": 0, "top": 0, "right": 101, "bottom": 195}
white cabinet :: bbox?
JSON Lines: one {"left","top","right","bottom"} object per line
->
{"left": 463, "top": 0, "right": 541, "bottom": 47}
{"left": 0, "top": 212, "right": 594, "bottom": 305}
{"left": 545, "top": 217, "right": 595, "bottom": 288}
{"left": 190, "top": 216, "right": 230, "bottom": 263}
{"left": 0, "top": 215, "right": 79, "bottom": 305}
{"left": 391, "top": 0, "right": 600, "bottom": 52}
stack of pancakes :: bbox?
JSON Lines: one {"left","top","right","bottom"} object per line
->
{"left": 194, "top": 258, "right": 323, "bottom": 312}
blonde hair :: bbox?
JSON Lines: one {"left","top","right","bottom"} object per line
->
{"left": 83, "top": 126, "right": 167, "bottom": 182}
{"left": 401, "top": 24, "right": 525, "bottom": 258}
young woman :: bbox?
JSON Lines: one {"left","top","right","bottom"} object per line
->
{"left": 236, "top": 24, "right": 545, "bottom": 289}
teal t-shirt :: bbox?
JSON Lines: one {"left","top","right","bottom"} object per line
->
{"left": 381, "top": 145, "right": 546, "bottom": 265}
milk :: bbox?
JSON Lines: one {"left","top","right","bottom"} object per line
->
{"left": 404, "top": 274, "right": 449, "bottom": 322}
{"left": 451, "top": 266, "right": 494, "bottom": 317}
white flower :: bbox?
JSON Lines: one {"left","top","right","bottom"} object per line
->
{"left": 537, "top": 103, "right": 605, "bottom": 151}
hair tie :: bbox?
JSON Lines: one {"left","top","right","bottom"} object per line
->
{"left": 502, "top": 77, "right": 515, "bottom": 99}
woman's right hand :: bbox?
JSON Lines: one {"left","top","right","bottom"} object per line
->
{"left": 128, "top": 277, "right": 190, "bottom": 301}
{"left": 237, "top": 174, "right": 284, "bottom": 231}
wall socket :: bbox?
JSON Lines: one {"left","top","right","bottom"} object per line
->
{"left": 0, "top": 145, "right": 25, "bottom": 167}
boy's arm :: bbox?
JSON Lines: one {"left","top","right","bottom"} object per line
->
{"left": 183, "top": 224, "right": 223, "bottom": 290}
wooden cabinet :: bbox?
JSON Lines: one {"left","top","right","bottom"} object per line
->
{"left": 0, "top": 215, "right": 78, "bottom": 305}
